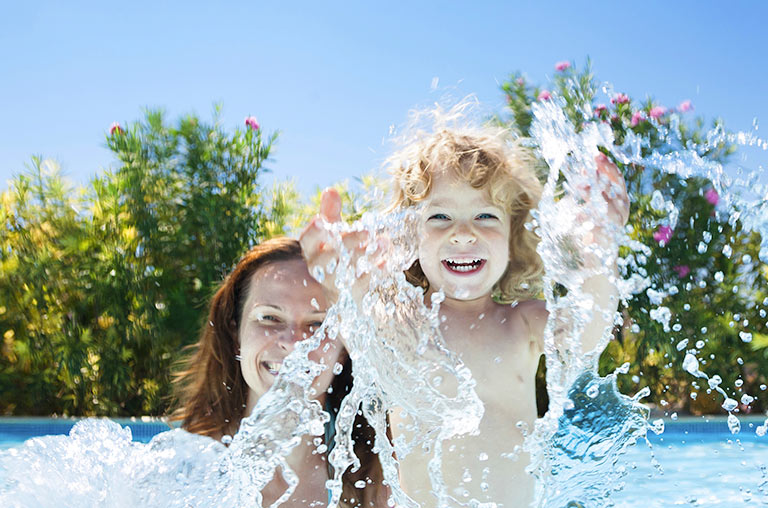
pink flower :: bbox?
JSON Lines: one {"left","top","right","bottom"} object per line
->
{"left": 631, "top": 111, "right": 646, "bottom": 127}
{"left": 244, "top": 116, "right": 260, "bottom": 131}
{"left": 673, "top": 265, "right": 691, "bottom": 278}
{"left": 649, "top": 106, "right": 666, "bottom": 119}
{"left": 611, "top": 93, "right": 630, "bottom": 105}
{"left": 554, "top": 61, "right": 571, "bottom": 72}
{"left": 678, "top": 100, "right": 693, "bottom": 113}
{"left": 538, "top": 90, "right": 552, "bottom": 101}
{"left": 516, "top": 77, "right": 525, "bottom": 86}
{"left": 705, "top": 188, "right": 719, "bottom": 206}
{"left": 109, "top": 122, "right": 123, "bottom": 135}
{"left": 594, "top": 104, "right": 607, "bottom": 115}
{"left": 653, "top": 225, "right": 673, "bottom": 244}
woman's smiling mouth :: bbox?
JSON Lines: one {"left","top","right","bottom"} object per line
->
{"left": 442, "top": 257, "right": 486, "bottom": 274}
{"left": 262, "top": 361, "right": 282, "bottom": 376}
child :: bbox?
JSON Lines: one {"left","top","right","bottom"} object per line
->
{"left": 301, "top": 120, "right": 628, "bottom": 507}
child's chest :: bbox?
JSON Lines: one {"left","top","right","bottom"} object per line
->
{"left": 441, "top": 317, "right": 540, "bottom": 414}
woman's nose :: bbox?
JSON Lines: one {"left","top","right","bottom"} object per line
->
{"left": 277, "top": 326, "right": 303, "bottom": 350}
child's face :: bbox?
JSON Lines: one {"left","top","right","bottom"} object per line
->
{"left": 418, "top": 172, "right": 510, "bottom": 301}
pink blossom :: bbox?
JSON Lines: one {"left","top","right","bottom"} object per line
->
{"left": 516, "top": 77, "right": 525, "bottom": 86}
{"left": 611, "top": 93, "right": 630, "bottom": 105}
{"left": 244, "top": 116, "right": 260, "bottom": 131}
{"left": 705, "top": 188, "right": 719, "bottom": 206}
{"left": 554, "top": 61, "right": 571, "bottom": 72}
{"left": 649, "top": 106, "right": 666, "bottom": 119}
{"left": 538, "top": 90, "right": 552, "bottom": 101}
{"left": 631, "top": 111, "right": 646, "bottom": 127}
{"left": 678, "top": 100, "right": 693, "bottom": 113}
{"left": 109, "top": 122, "right": 123, "bottom": 135}
{"left": 673, "top": 265, "right": 691, "bottom": 278}
{"left": 653, "top": 225, "right": 673, "bottom": 244}
{"left": 593, "top": 104, "right": 607, "bottom": 115}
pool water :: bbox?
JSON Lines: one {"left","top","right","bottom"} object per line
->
{"left": 2, "top": 417, "right": 767, "bottom": 506}
{"left": 0, "top": 417, "right": 172, "bottom": 450}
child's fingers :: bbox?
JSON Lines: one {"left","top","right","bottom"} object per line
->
{"left": 320, "top": 188, "right": 342, "bottom": 223}
{"left": 299, "top": 216, "right": 329, "bottom": 264}
{"left": 340, "top": 231, "right": 369, "bottom": 254}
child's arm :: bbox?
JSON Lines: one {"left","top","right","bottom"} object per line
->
{"left": 577, "top": 154, "right": 628, "bottom": 357}
{"left": 530, "top": 155, "right": 629, "bottom": 366}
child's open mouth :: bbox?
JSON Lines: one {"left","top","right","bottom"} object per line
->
{"left": 442, "top": 258, "right": 486, "bottom": 274}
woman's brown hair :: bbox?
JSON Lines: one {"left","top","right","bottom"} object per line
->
{"left": 171, "top": 237, "right": 386, "bottom": 506}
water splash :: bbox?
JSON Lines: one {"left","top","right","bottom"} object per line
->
{"left": 317, "top": 207, "right": 485, "bottom": 507}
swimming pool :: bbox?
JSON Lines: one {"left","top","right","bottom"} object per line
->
{"left": 613, "top": 417, "right": 768, "bottom": 507}
{"left": 2, "top": 417, "right": 767, "bottom": 506}
{"left": 0, "top": 417, "right": 172, "bottom": 450}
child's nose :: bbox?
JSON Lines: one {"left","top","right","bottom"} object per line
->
{"left": 450, "top": 224, "right": 476, "bottom": 244}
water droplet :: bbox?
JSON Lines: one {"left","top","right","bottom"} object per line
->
{"left": 671, "top": 412, "right": 678, "bottom": 420}
{"left": 739, "top": 331, "right": 753, "bottom": 343}
{"left": 708, "top": 375, "right": 722, "bottom": 389}
{"left": 723, "top": 245, "right": 733, "bottom": 258}
{"left": 650, "top": 419, "right": 665, "bottom": 435}
{"left": 722, "top": 398, "right": 738, "bottom": 412}
{"left": 683, "top": 353, "right": 700, "bottom": 375}
{"left": 354, "top": 480, "right": 367, "bottom": 489}
{"left": 312, "top": 266, "right": 325, "bottom": 283}
{"left": 697, "top": 241, "right": 708, "bottom": 254}
{"left": 586, "top": 383, "right": 600, "bottom": 398}
{"left": 735, "top": 379, "right": 744, "bottom": 388}
{"left": 221, "top": 435, "right": 232, "bottom": 445}
{"left": 310, "top": 298, "right": 320, "bottom": 310}
{"left": 728, "top": 413, "right": 741, "bottom": 434}
{"left": 333, "top": 362, "right": 344, "bottom": 375}
{"left": 741, "top": 394, "right": 754, "bottom": 405}
{"left": 714, "top": 271, "right": 724, "bottom": 282}
{"left": 695, "top": 340, "right": 705, "bottom": 349}
{"left": 676, "top": 339, "right": 689, "bottom": 351}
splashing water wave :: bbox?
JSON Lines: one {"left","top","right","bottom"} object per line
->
{"left": 2, "top": 90, "right": 768, "bottom": 507}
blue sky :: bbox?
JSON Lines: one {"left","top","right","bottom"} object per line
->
{"left": 2, "top": 1, "right": 767, "bottom": 196}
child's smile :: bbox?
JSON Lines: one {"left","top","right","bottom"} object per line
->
{"left": 418, "top": 172, "right": 510, "bottom": 301}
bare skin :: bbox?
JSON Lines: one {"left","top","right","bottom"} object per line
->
{"left": 391, "top": 297, "right": 547, "bottom": 506}
{"left": 300, "top": 154, "right": 629, "bottom": 507}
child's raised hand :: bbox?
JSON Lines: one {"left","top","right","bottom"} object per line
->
{"left": 299, "top": 188, "right": 385, "bottom": 298}
{"left": 594, "top": 153, "right": 630, "bottom": 226}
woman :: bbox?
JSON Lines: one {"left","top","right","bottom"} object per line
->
{"left": 172, "top": 237, "right": 386, "bottom": 507}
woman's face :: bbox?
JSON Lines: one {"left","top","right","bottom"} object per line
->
{"left": 238, "top": 258, "right": 341, "bottom": 409}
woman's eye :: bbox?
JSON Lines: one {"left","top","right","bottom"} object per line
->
{"left": 258, "top": 314, "right": 280, "bottom": 323}
{"left": 428, "top": 213, "right": 450, "bottom": 221}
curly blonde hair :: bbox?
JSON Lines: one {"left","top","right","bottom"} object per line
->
{"left": 387, "top": 108, "right": 544, "bottom": 303}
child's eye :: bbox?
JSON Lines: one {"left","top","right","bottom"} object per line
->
{"left": 428, "top": 213, "right": 450, "bottom": 221}
{"left": 476, "top": 213, "right": 499, "bottom": 220}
